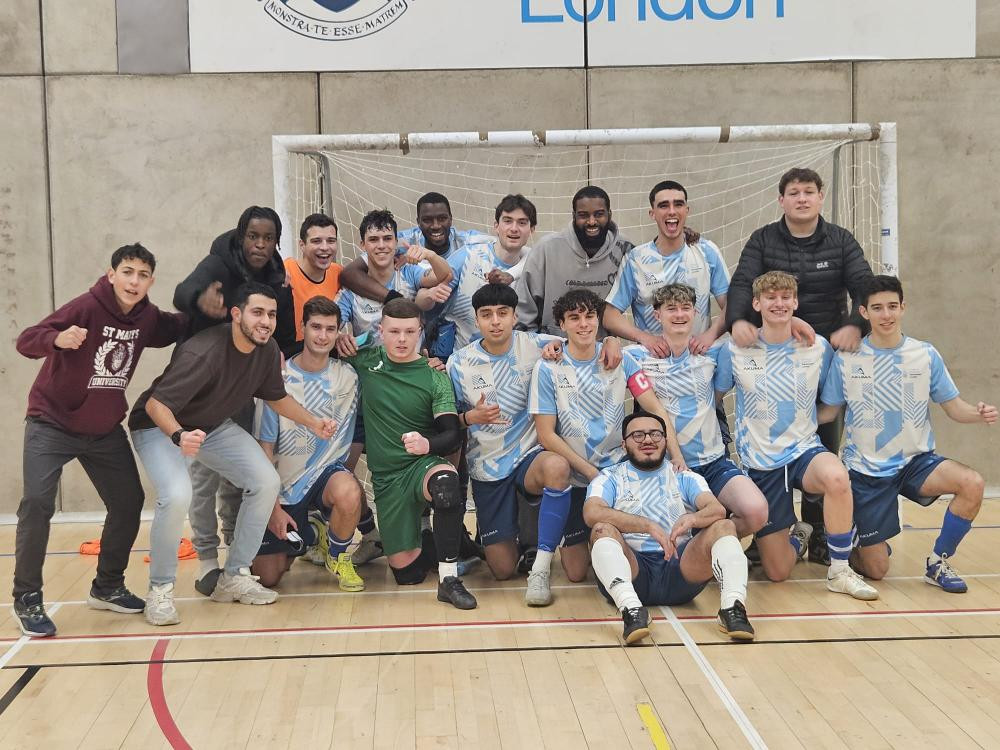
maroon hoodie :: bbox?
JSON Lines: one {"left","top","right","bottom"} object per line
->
{"left": 16, "top": 276, "right": 187, "bottom": 436}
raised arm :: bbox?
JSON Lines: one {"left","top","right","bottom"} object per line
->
{"left": 940, "top": 397, "right": 998, "bottom": 425}
{"left": 265, "top": 395, "right": 336, "bottom": 438}
{"left": 340, "top": 255, "right": 395, "bottom": 303}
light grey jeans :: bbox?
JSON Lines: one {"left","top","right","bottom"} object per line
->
{"left": 188, "top": 462, "right": 243, "bottom": 561}
{"left": 131, "top": 420, "right": 280, "bottom": 586}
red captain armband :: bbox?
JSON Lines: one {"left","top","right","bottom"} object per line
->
{"left": 627, "top": 370, "right": 652, "bottom": 397}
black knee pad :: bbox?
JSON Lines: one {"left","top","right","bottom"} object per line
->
{"left": 390, "top": 556, "right": 428, "bottom": 585}
{"left": 428, "top": 470, "right": 462, "bottom": 511}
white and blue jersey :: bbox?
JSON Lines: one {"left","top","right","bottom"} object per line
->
{"left": 530, "top": 344, "right": 641, "bottom": 487}
{"left": 715, "top": 337, "right": 833, "bottom": 471}
{"left": 626, "top": 342, "right": 725, "bottom": 468}
{"left": 256, "top": 358, "right": 359, "bottom": 506}
{"left": 821, "top": 336, "right": 960, "bottom": 477}
{"left": 336, "top": 264, "right": 425, "bottom": 346}
{"left": 396, "top": 226, "right": 490, "bottom": 261}
{"left": 605, "top": 238, "right": 729, "bottom": 336}
{"left": 588, "top": 461, "right": 709, "bottom": 553}
{"left": 447, "top": 331, "right": 562, "bottom": 482}
{"left": 445, "top": 240, "right": 522, "bottom": 350}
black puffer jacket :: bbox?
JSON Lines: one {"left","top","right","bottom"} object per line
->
{"left": 173, "top": 229, "right": 296, "bottom": 354}
{"left": 725, "top": 216, "right": 874, "bottom": 339}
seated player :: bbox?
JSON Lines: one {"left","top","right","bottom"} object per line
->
{"left": 715, "top": 271, "right": 878, "bottom": 599}
{"left": 425, "top": 194, "right": 536, "bottom": 353}
{"left": 285, "top": 213, "right": 343, "bottom": 342}
{"left": 819, "top": 275, "right": 996, "bottom": 591}
{"left": 13, "top": 243, "right": 186, "bottom": 636}
{"left": 252, "top": 296, "right": 365, "bottom": 591}
{"left": 335, "top": 209, "right": 453, "bottom": 353}
{"left": 529, "top": 289, "right": 686, "bottom": 605}
{"left": 447, "top": 284, "right": 573, "bottom": 599}
{"left": 624, "top": 283, "right": 768, "bottom": 538}
{"left": 604, "top": 180, "right": 728, "bottom": 356}
{"left": 584, "top": 412, "right": 754, "bottom": 644}
{"left": 343, "top": 299, "right": 476, "bottom": 609}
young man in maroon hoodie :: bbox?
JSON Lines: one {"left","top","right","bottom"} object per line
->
{"left": 13, "top": 244, "right": 187, "bottom": 637}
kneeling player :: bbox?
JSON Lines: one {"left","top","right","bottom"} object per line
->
{"left": 447, "top": 284, "right": 573, "bottom": 602}
{"left": 820, "top": 275, "right": 996, "bottom": 591}
{"left": 715, "top": 271, "right": 877, "bottom": 600}
{"left": 253, "top": 296, "right": 365, "bottom": 591}
{"left": 584, "top": 413, "right": 754, "bottom": 644}
{"left": 345, "top": 299, "right": 475, "bottom": 609}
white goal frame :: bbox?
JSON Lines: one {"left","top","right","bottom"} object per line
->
{"left": 272, "top": 122, "right": 898, "bottom": 275}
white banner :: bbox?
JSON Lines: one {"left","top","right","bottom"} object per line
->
{"left": 189, "top": 0, "right": 976, "bottom": 73}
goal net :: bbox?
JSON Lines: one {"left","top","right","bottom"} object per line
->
{"left": 272, "top": 124, "right": 899, "bottom": 503}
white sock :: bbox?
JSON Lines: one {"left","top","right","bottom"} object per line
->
{"left": 438, "top": 561, "right": 458, "bottom": 582}
{"left": 198, "top": 557, "right": 219, "bottom": 578}
{"left": 711, "top": 535, "right": 748, "bottom": 609}
{"left": 420, "top": 515, "right": 432, "bottom": 533}
{"left": 829, "top": 558, "right": 849, "bottom": 574}
{"left": 591, "top": 537, "right": 642, "bottom": 611}
{"left": 531, "top": 549, "right": 554, "bottom": 574}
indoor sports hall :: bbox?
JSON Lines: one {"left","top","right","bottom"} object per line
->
{"left": 1, "top": 2, "right": 997, "bottom": 748}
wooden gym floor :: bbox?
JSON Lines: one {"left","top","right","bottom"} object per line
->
{"left": 1, "top": 499, "right": 999, "bottom": 749}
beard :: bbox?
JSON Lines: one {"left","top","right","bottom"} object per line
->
{"left": 628, "top": 450, "right": 666, "bottom": 471}
{"left": 573, "top": 223, "right": 610, "bottom": 254}
{"left": 239, "top": 319, "right": 271, "bottom": 347}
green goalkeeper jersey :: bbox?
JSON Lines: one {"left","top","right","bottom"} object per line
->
{"left": 348, "top": 346, "right": 457, "bottom": 477}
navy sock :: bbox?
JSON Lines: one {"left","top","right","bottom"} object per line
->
{"left": 826, "top": 529, "right": 854, "bottom": 562}
{"left": 357, "top": 506, "right": 376, "bottom": 535}
{"left": 327, "top": 529, "right": 352, "bottom": 557}
{"left": 537, "top": 487, "right": 571, "bottom": 553}
{"left": 933, "top": 509, "right": 972, "bottom": 558}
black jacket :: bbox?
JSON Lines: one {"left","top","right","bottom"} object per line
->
{"left": 173, "top": 229, "right": 296, "bottom": 355}
{"left": 726, "top": 216, "right": 874, "bottom": 339}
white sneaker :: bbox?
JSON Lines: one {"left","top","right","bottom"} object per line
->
{"left": 145, "top": 583, "right": 180, "bottom": 626}
{"left": 790, "top": 521, "right": 813, "bottom": 561}
{"left": 525, "top": 569, "right": 553, "bottom": 607}
{"left": 210, "top": 568, "right": 278, "bottom": 605}
{"left": 826, "top": 566, "right": 879, "bottom": 601}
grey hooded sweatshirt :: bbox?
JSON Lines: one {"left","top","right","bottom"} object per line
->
{"left": 514, "top": 222, "right": 634, "bottom": 336}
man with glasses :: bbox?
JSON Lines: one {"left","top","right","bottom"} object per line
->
{"left": 583, "top": 412, "right": 754, "bottom": 645}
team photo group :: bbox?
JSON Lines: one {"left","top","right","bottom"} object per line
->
{"left": 13, "top": 167, "right": 996, "bottom": 648}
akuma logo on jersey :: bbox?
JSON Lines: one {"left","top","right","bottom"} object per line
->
{"left": 262, "top": 0, "right": 412, "bottom": 41}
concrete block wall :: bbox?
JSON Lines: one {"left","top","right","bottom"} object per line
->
{"left": 1, "top": 3, "right": 998, "bottom": 513}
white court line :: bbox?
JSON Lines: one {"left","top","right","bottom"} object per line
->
{"left": 0, "top": 603, "right": 62, "bottom": 669}
{"left": 661, "top": 605, "right": 769, "bottom": 750}
{"left": 6, "top": 606, "right": 999, "bottom": 649}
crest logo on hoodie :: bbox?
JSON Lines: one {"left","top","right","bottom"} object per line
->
{"left": 262, "top": 0, "right": 411, "bottom": 41}
{"left": 89, "top": 338, "right": 135, "bottom": 390}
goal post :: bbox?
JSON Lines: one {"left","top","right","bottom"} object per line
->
{"left": 272, "top": 122, "right": 899, "bottom": 276}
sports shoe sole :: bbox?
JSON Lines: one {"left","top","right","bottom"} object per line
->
{"left": 826, "top": 581, "right": 879, "bottom": 601}
{"left": 717, "top": 621, "right": 755, "bottom": 641}
{"left": 524, "top": 590, "right": 553, "bottom": 607}
{"left": 87, "top": 595, "right": 144, "bottom": 614}
{"left": 624, "top": 626, "right": 650, "bottom": 645}
{"left": 210, "top": 590, "right": 278, "bottom": 605}
{"left": 924, "top": 575, "right": 968, "bottom": 594}
{"left": 144, "top": 610, "right": 180, "bottom": 627}
{"left": 16, "top": 621, "right": 56, "bottom": 638}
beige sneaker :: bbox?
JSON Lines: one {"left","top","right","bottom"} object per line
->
{"left": 145, "top": 582, "right": 180, "bottom": 626}
{"left": 826, "top": 566, "right": 878, "bottom": 601}
{"left": 525, "top": 569, "right": 553, "bottom": 607}
{"left": 210, "top": 568, "right": 278, "bottom": 605}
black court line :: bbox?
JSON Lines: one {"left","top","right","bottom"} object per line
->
{"left": 0, "top": 667, "right": 39, "bottom": 716}
{"left": 7, "top": 631, "right": 1000, "bottom": 671}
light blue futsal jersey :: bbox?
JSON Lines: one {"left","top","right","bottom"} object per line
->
{"left": 588, "top": 461, "right": 709, "bottom": 553}
{"left": 447, "top": 330, "right": 562, "bottom": 481}
{"left": 625, "top": 342, "right": 725, "bottom": 468}
{"left": 256, "top": 358, "right": 359, "bottom": 506}
{"left": 530, "top": 344, "right": 641, "bottom": 487}
{"left": 605, "top": 238, "right": 729, "bottom": 336}
{"left": 821, "top": 336, "right": 959, "bottom": 477}
{"left": 445, "top": 240, "right": 521, "bottom": 350}
{"left": 336, "top": 263, "right": 425, "bottom": 346}
{"left": 715, "top": 337, "right": 833, "bottom": 471}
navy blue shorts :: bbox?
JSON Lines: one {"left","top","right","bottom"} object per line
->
{"left": 471, "top": 451, "right": 588, "bottom": 547}
{"left": 747, "top": 446, "right": 827, "bottom": 539}
{"left": 849, "top": 451, "right": 947, "bottom": 547}
{"left": 691, "top": 455, "right": 746, "bottom": 497}
{"left": 257, "top": 463, "right": 348, "bottom": 557}
{"left": 597, "top": 541, "right": 707, "bottom": 607}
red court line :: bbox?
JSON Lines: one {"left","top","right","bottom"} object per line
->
{"left": 11, "top": 606, "right": 1000, "bottom": 644}
{"left": 146, "top": 639, "right": 192, "bottom": 750}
